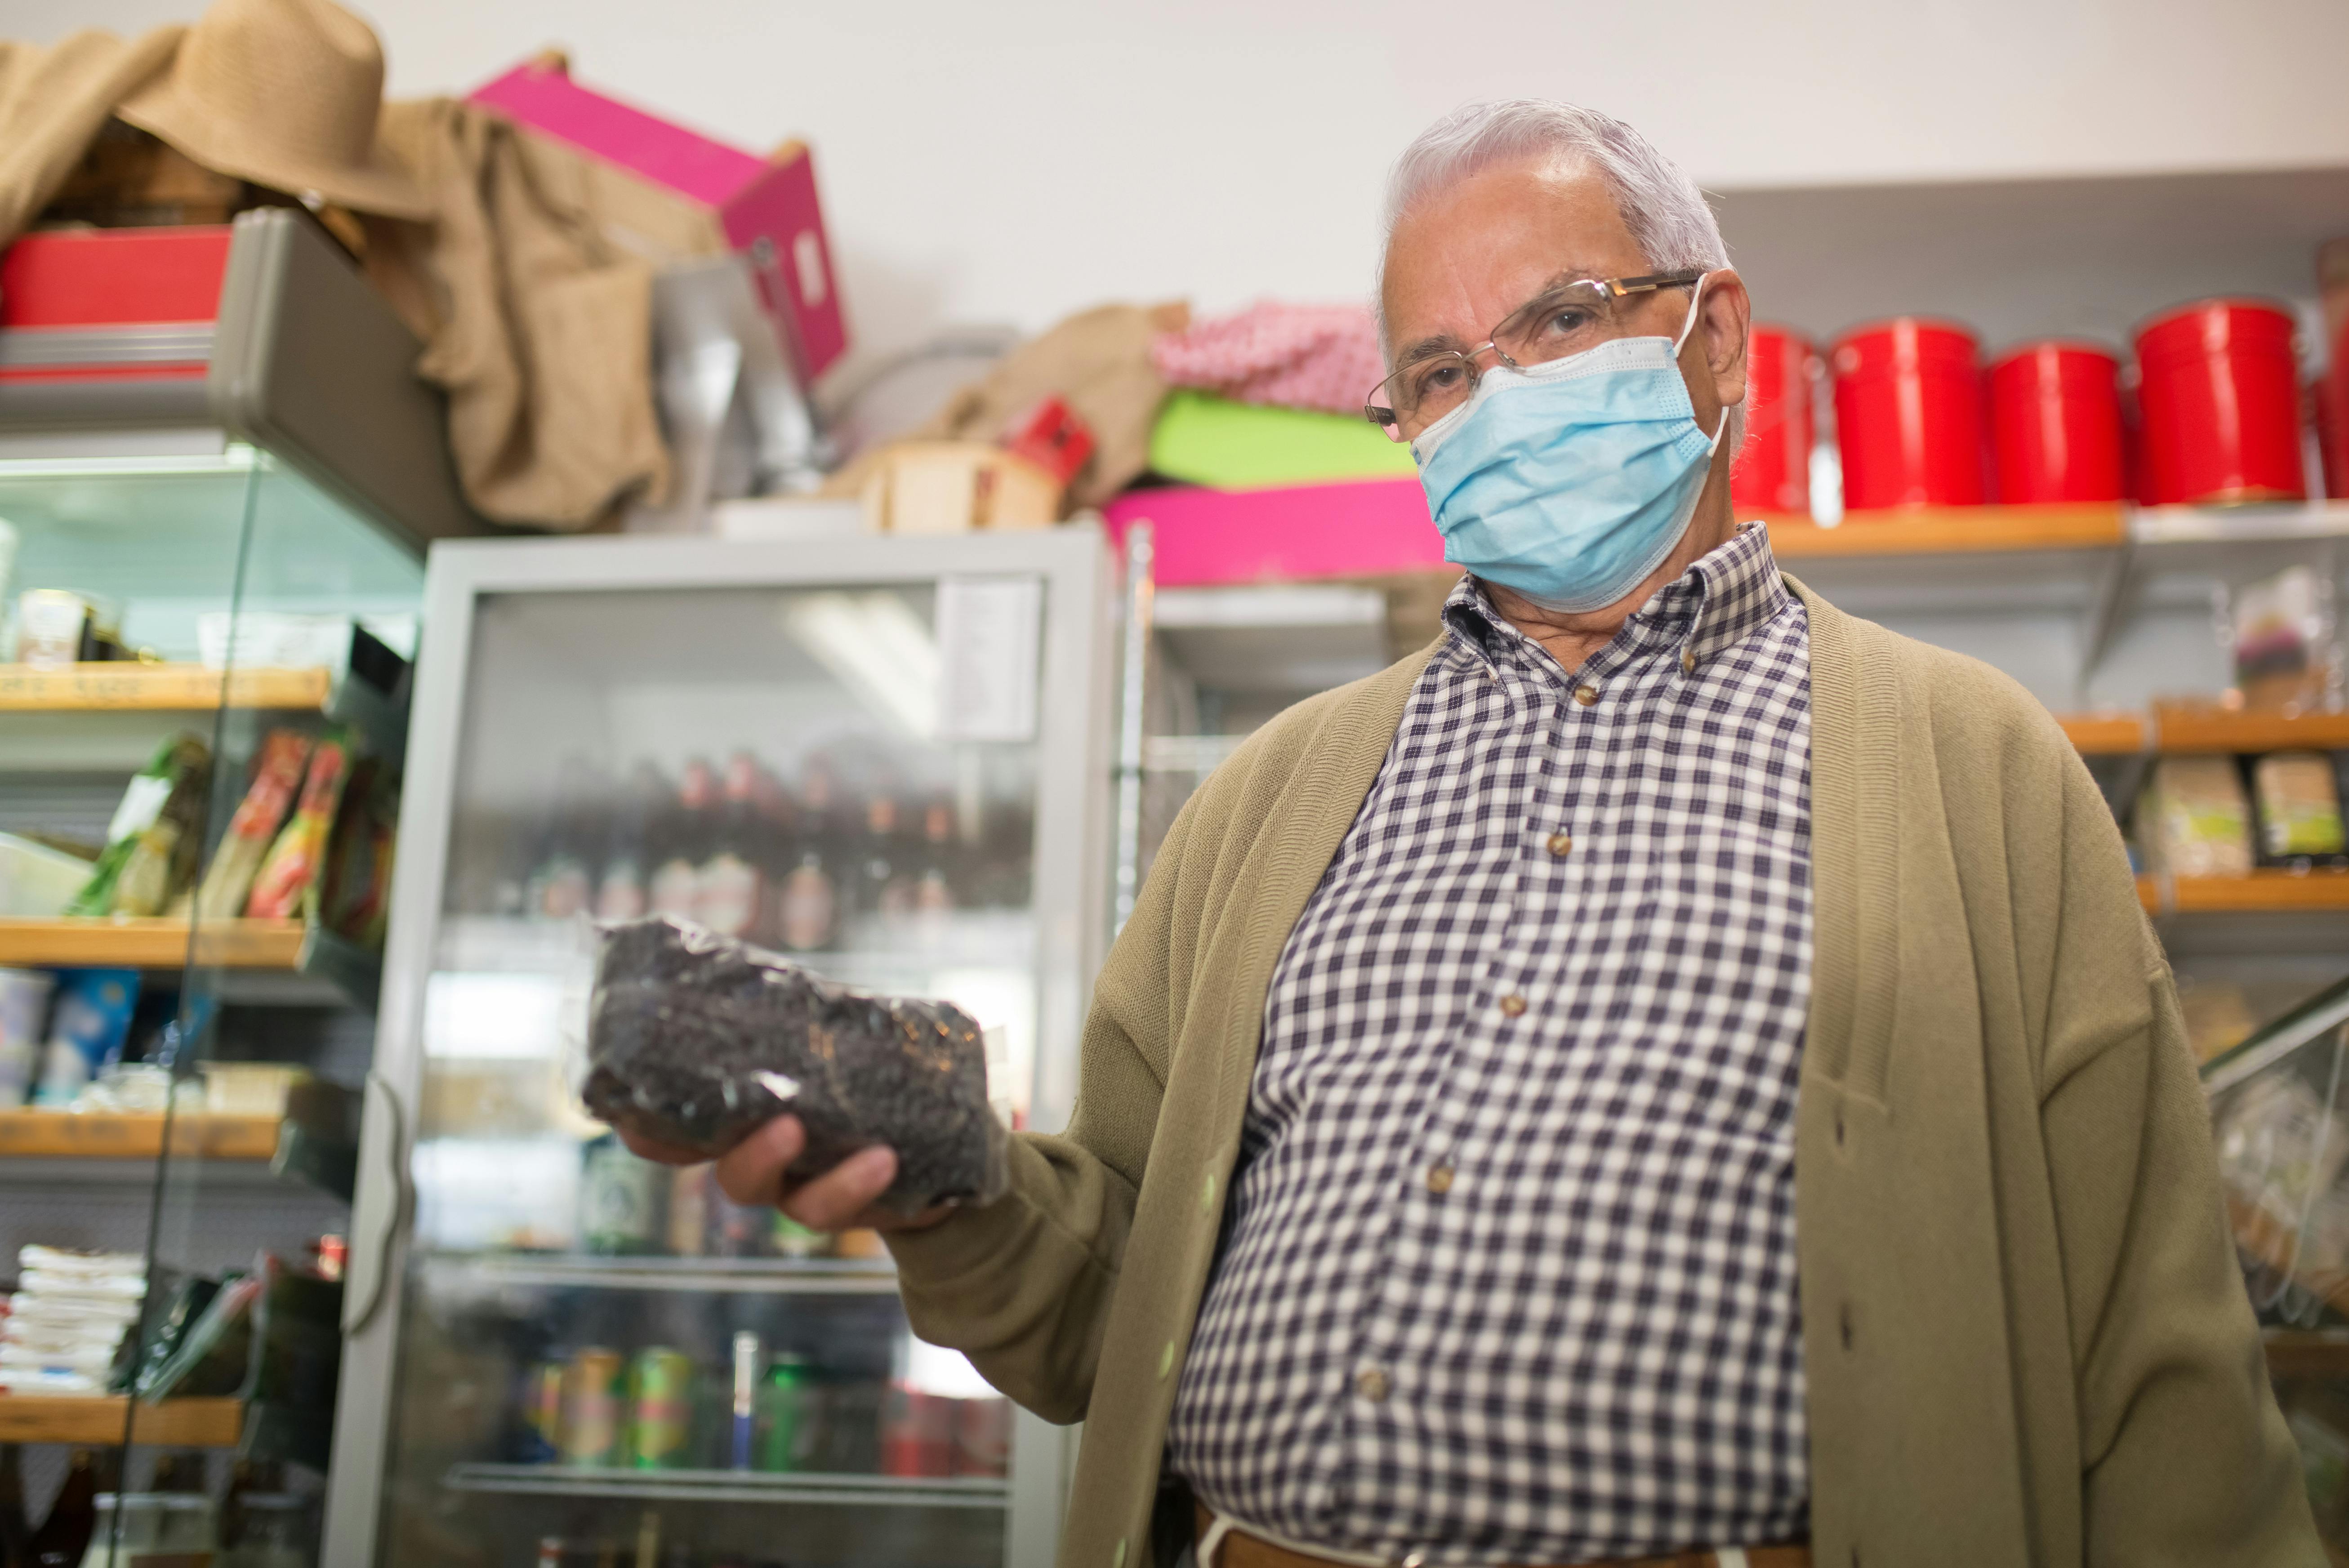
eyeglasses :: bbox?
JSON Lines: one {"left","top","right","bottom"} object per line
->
{"left": 1365, "top": 268, "right": 1707, "bottom": 441}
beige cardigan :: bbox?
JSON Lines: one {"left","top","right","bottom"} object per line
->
{"left": 890, "top": 584, "right": 2321, "bottom": 1567}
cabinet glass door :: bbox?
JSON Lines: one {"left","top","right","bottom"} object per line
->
{"left": 354, "top": 534, "right": 1108, "bottom": 1568}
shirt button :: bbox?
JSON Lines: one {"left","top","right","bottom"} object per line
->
{"left": 1158, "top": 1340, "right": 1177, "bottom": 1380}
{"left": 1498, "top": 993, "right": 1528, "bottom": 1017}
{"left": 1426, "top": 1164, "right": 1455, "bottom": 1194}
{"left": 1544, "top": 831, "right": 1572, "bottom": 857}
{"left": 1201, "top": 1171, "right": 1219, "bottom": 1215}
{"left": 1356, "top": 1367, "right": 1391, "bottom": 1401}
{"left": 1681, "top": 647, "right": 1698, "bottom": 674}
{"left": 1573, "top": 684, "right": 1599, "bottom": 706}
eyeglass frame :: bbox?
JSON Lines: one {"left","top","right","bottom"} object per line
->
{"left": 1364, "top": 267, "right": 1709, "bottom": 437}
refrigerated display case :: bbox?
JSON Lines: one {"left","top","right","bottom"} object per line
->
{"left": 0, "top": 205, "right": 476, "bottom": 1558}
{"left": 325, "top": 526, "right": 1115, "bottom": 1568}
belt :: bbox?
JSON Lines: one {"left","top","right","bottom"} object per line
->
{"left": 1195, "top": 1506, "right": 1810, "bottom": 1568}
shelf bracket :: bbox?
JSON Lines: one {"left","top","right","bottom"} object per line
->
{"left": 2076, "top": 535, "right": 2136, "bottom": 702}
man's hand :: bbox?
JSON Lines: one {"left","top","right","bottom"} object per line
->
{"left": 616, "top": 1118, "right": 953, "bottom": 1234}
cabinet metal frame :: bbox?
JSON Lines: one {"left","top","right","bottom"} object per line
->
{"left": 323, "top": 526, "right": 1117, "bottom": 1568}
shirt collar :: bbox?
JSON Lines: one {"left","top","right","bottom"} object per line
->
{"left": 1441, "top": 521, "right": 1794, "bottom": 674}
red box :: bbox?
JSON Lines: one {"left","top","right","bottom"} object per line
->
{"left": 0, "top": 227, "right": 231, "bottom": 329}
{"left": 1732, "top": 323, "right": 1816, "bottom": 515}
{"left": 1988, "top": 341, "right": 2124, "bottom": 504}
{"left": 2136, "top": 298, "right": 2306, "bottom": 506}
{"left": 1832, "top": 318, "right": 1986, "bottom": 510}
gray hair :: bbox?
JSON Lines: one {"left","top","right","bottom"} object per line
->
{"left": 1379, "top": 99, "right": 1745, "bottom": 450}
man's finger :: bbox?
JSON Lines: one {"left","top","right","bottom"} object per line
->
{"left": 713, "top": 1115, "right": 807, "bottom": 1206}
{"left": 782, "top": 1145, "right": 898, "bottom": 1232}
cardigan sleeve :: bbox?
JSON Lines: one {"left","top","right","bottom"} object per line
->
{"left": 881, "top": 796, "right": 1190, "bottom": 1424}
{"left": 2035, "top": 762, "right": 2323, "bottom": 1564}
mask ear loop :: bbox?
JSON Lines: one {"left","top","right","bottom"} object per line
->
{"left": 1673, "top": 272, "right": 1733, "bottom": 452}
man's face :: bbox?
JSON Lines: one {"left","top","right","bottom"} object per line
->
{"left": 1378, "top": 156, "right": 1738, "bottom": 444}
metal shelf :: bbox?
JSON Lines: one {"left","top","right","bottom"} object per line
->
{"left": 421, "top": 1252, "right": 900, "bottom": 1296}
{"left": 441, "top": 1462, "right": 1005, "bottom": 1510}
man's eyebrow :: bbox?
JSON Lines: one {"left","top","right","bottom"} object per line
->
{"left": 1391, "top": 264, "right": 1613, "bottom": 365}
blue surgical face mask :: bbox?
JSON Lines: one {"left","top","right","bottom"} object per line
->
{"left": 1411, "top": 279, "right": 1732, "bottom": 615}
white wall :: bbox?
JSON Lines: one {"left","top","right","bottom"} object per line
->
{"left": 13, "top": 0, "right": 2349, "bottom": 375}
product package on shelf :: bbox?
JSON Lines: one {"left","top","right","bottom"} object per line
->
{"left": 244, "top": 731, "right": 352, "bottom": 921}
{"left": 0, "top": 1247, "right": 145, "bottom": 1395}
{"left": 0, "top": 967, "right": 54, "bottom": 1109}
{"left": 582, "top": 915, "right": 1006, "bottom": 1214}
{"left": 2140, "top": 756, "right": 2256, "bottom": 877}
{"left": 2231, "top": 566, "right": 2342, "bottom": 714}
{"left": 2253, "top": 753, "right": 2349, "bottom": 866}
{"left": 66, "top": 734, "right": 211, "bottom": 918}
{"left": 30, "top": 968, "right": 139, "bottom": 1108}
{"left": 192, "top": 729, "right": 314, "bottom": 921}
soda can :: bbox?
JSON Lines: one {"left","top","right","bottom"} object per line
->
{"left": 560, "top": 1347, "right": 624, "bottom": 1467}
{"left": 628, "top": 1347, "right": 695, "bottom": 1470}
{"left": 757, "top": 1354, "right": 814, "bottom": 1472}
{"left": 880, "top": 1382, "right": 956, "bottom": 1478}
{"left": 519, "top": 1361, "right": 565, "bottom": 1463}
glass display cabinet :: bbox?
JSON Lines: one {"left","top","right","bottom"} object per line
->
{"left": 0, "top": 206, "right": 477, "bottom": 1564}
{"left": 322, "top": 526, "right": 1114, "bottom": 1568}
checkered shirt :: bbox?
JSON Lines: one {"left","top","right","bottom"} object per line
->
{"left": 1165, "top": 523, "right": 1814, "bottom": 1562}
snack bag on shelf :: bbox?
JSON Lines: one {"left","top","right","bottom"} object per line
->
{"left": 582, "top": 915, "right": 1006, "bottom": 1214}
{"left": 2230, "top": 565, "right": 2342, "bottom": 713}
{"left": 191, "top": 730, "right": 314, "bottom": 921}
{"left": 317, "top": 758, "right": 397, "bottom": 947}
{"left": 244, "top": 731, "right": 352, "bottom": 920}
{"left": 65, "top": 734, "right": 209, "bottom": 917}
{"left": 2138, "top": 755, "right": 2255, "bottom": 877}
{"left": 2213, "top": 1066, "right": 2349, "bottom": 1285}
{"left": 2254, "top": 751, "right": 2349, "bottom": 862}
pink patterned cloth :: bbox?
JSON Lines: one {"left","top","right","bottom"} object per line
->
{"left": 1151, "top": 301, "right": 1386, "bottom": 416}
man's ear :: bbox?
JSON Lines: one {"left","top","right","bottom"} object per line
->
{"left": 1702, "top": 269, "right": 1752, "bottom": 413}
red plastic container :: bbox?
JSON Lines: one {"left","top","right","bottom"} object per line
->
{"left": 1988, "top": 341, "right": 2124, "bottom": 504}
{"left": 1831, "top": 318, "right": 1987, "bottom": 510}
{"left": 1732, "top": 323, "right": 1816, "bottom": 515}
{"left": 2135, "top": 298, "right": 2305, "bottom": 506}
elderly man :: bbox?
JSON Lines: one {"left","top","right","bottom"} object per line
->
{"left": 634, "top": 101, "right": 2318, "bottom": 1568}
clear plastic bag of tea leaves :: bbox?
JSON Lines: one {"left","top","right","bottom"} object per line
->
{"left": 582, "top": 916, "right": 1006, "bottom": 1214}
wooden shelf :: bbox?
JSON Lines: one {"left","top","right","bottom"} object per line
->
{"left": 1766, "top": 503, "right": 2127, "bottom": 558}
{"left": 0, "top": 1109, "right": 280, "bottom": 1161}
{"left": 2140, "top": 870, "right": 2349, "bottom": 914}
{"left": 0, "top": 917, "right": 306, "bottom": 968}
{"left": 0, "top": 1395, "right": 242, "bottom": 1447}
{"left": 2059, "top": 712, "right": 2147, "bottom": 755}
{"left": 0, "top": 664, "right": 331, "bottom": 712}
{"left": 2265, "top": 1331, "right": 2349, "bottom": 1381}
{"left": 2148, "top": 704, "right": 2349, "bottom": 755}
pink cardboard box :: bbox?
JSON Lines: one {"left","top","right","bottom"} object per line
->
{"left": 1103, "top": 477, "right": 1444, "bottom": 587}
{"left": 471, "top": 58, "right": 847, "bottom": 381}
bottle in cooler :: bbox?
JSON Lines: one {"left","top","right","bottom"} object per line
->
{"left": 914, "top": 796, "right": 959, "bottom": 932}
{"left": 596, "top": 762, "right": 664, "bottom": 923}
{"left": 580, "top": 1133, "right": 665, "bottom": 1256}
{"left": 776, "top": 758, "right": 841, "bottom": 953}
{"left": 649, "top": 759, "right": 716, "bottom": 920}
{"left": 756, "top": 1354, "right": 815, "bottom": 1473}
{"left": 665, "top": 1164, "right": 711, "bottom": 1258}
{"left": 697, "top": 752, "right": 770, "bottom": 941}
{"left": 527, "top": 757, "right": 601, "bottom": 920}
{"left": 729, "top": 1332, "right": 760, "bottom": 1472}
{"left": 879, "top": 1383, "right": 956, "bottom": 1479}
{"left": 852, "top": 789, "right": 913, "bottom": 935}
